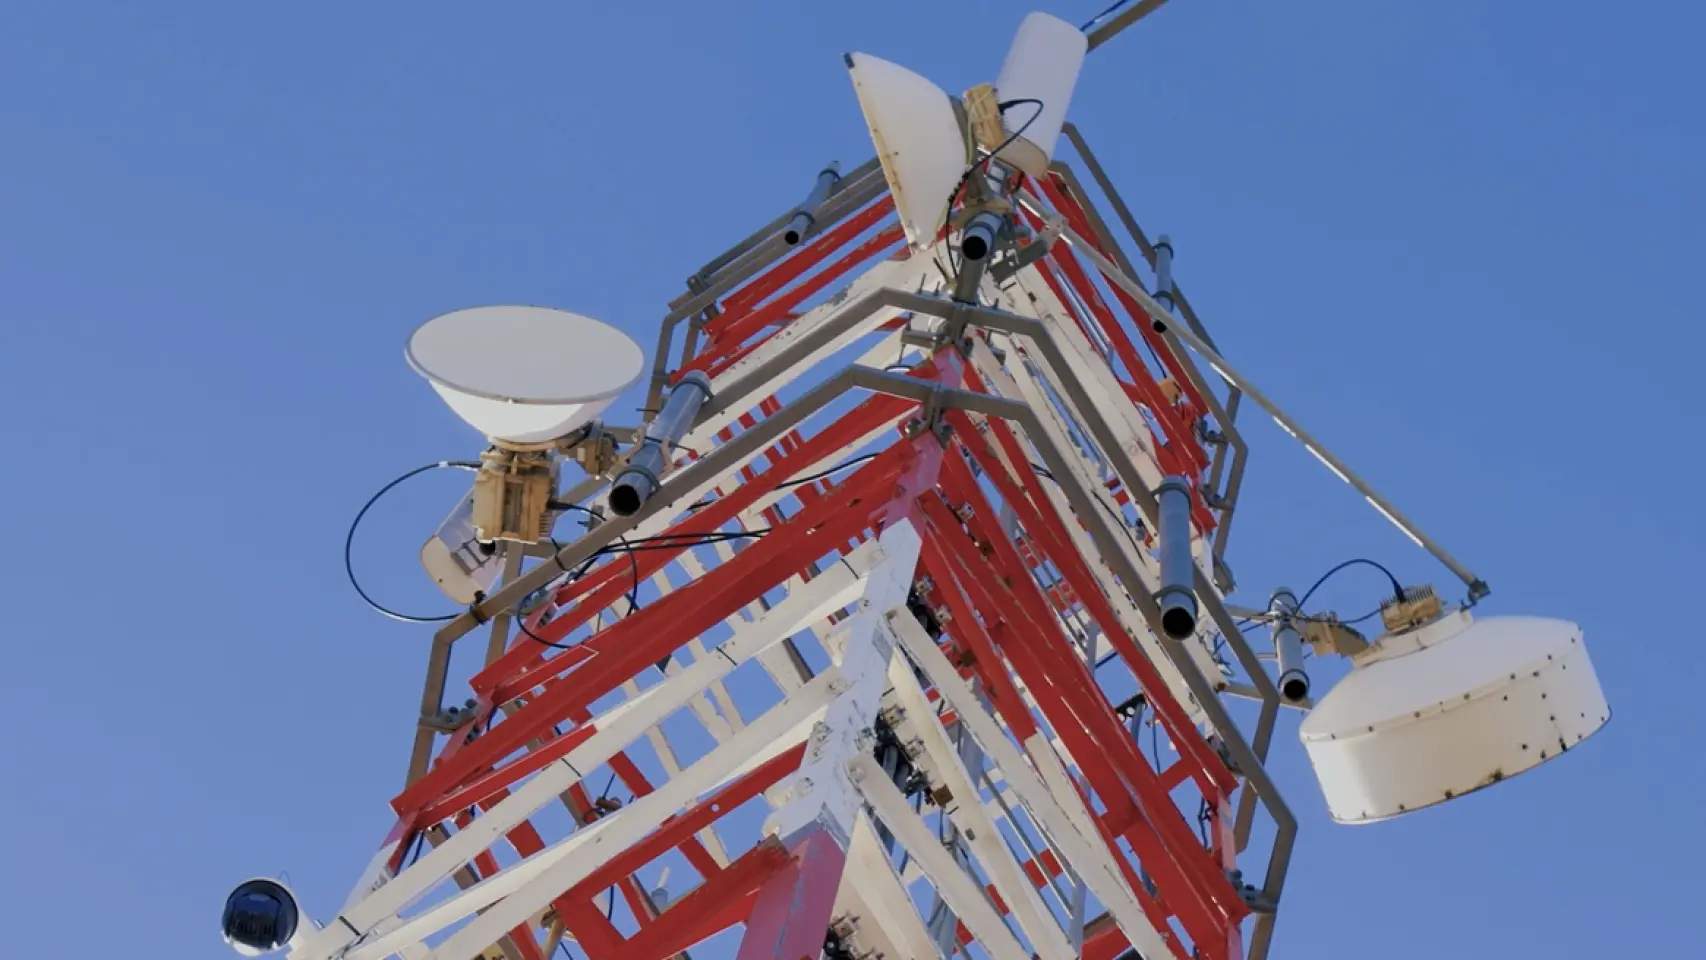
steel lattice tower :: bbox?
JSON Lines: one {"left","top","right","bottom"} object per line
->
{"left": 228, "top": 7, "right": 1608, "bottom": 960}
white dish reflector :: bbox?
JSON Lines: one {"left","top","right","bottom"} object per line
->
{"left": 1299, "top": 611, "right": 1609, "bottom": 824}
{"left": 995, "top": 12, "right": 1088, "bottom": 176}
{"left": 406, "top": 305, "right": 644, "bottom": 444}
{"left": 846, "top": 52, "right": 967, "bottom": 251}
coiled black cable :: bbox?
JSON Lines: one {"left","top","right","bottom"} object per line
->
{"left": 343, "top": 460, "right": 481, "bottom": 624}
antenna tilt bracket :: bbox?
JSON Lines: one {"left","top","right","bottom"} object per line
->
{"left": 961, "top": 83, "right": 1005, "bottom": 152}
{"left": 1300, "top": 617, "right": 1368, "bottom": 659}
{"left": 563, "top": 423, "right": 621, "bottom": 477}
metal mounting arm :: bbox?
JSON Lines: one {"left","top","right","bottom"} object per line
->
{"left": 1085, "top": 0, "right": 1176, "bottom": 51}
{"left": 1058, "top": 227, "right": 1491, "bottom": 602}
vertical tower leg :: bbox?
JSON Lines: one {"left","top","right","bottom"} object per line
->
{"left": 736, "top": 518, "right": 924, "bottom": 960}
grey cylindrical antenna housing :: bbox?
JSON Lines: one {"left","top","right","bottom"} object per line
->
{"left": 1270, "top": 587, "right": 1309, "bottom": 702}
{"left": 783, "top": 162, "right": 842, "bottom": 246}
{"left": 958, "top": 209, "right": 1004, "bottom": 263}
{"left": 1153, "top": 234, "right": 1175, "bottom": 313}
{"left": 952, "top": 209, "right": 1006, "bottom": 303}
{"left": 1154, "top": 475, "right": 1198, "bottom": 640}
{"left": 609, "top": 370, "right": 713, "bottom": 517}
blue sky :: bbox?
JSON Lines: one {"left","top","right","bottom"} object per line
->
{"left": 0, "top": 1, "right": 1697, "bottom": 958}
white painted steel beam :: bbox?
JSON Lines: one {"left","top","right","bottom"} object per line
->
{"left": 963, "top": 335, "right": 1221, "bottom": 723}
{"left": 625, "top": 677, "right": 733, "bottom": 870}
{"left": 688, "top": 256, "right": 933, "bottom": 447}
{"left": 292, "top": 560, "right": 872, "bottom": 960}
{"left": 890, "top": 613, "right": 1174, "bottom": 960}
{"left": 886, "top": 649, "right": 1077, "bottom": 959}
{"left": 835, "top": 814, "right": 944, "bottom": 960}
{"left": 357, "top": 670, "right": 842, "bottom": 960}
{"left": 850, "top": 753, "right": 1032, "bottom": 960}
{"left": 769, "top": 520, "right": 922, "bottom": 846}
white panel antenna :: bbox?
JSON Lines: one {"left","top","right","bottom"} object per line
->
{"left": 845, "top": 52, "right": 969, "bottom": 251}
{"left": 994, "top": 12, "right": 1090, "bottom": 175}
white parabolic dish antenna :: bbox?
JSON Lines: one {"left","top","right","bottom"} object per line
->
{"left": 406, "top": 305, "right": 645, "bottom": 445}
{"left": 1299, "top": 611, "right": 1609, "bottom": 824}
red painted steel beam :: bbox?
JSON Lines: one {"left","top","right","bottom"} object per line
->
{"left": 916, "top": 530, "right": 1041, "bottom": 743}
{"left": 942, "top": 452, "right": 1246, "bottom": 928}
{"left": 931, "top": 445, "right": 1247, "bottom": 956}
{"left": 469, "top": 390, "right": 921, "bottom": 703}
{"left": 564, "top": 780, "right": 660, "bottom": 933}
{"left": 918, "top": 492, "right": 1239, "bottom": 948}
{"left": 734, "top": 824, "right": 848, "bottom": 960}
{"left": 412, "top": 723, "right": 599, "bottom": 822}
{"left": 1010, "top": 202, "right": 1214, "bottom": 531}
{"left": 403, "top": 704, "right": 665, "bottom": 942}
{"left": 593, "top": 739, "right": 723, "bottom": 881}
{"left": 430, "top": 732, "right": 811, "bottom": 958}
{"left": 703, "top": 219, "right": 902, "bottom": 361}
{"left": 1041, "top": 231, "right": 1209, "bottom": 482}
{"left": 575, "top": 742, "right": 808, "bottom": 903}
{"left": 445, "top": 811, "right": 551, "bottom": 960}
{"left": 481, "top": 793, "right": 628, "bottom": 957}
{"left": 716, "top": 197, "right": 895, "bottom": 318}
{"left": 1082, "top": 913, "right": 1134, "bottom": 960}
{"left": 559, "top": 896, "right": 627, "bottom": 959}
{"left": 457, "top": 402, "right": 914, "bottom": 720}
{"left": 1038, "top": 173, "right": 1213, "bottom": 424}
{"left": 397, "top": 443, "right": 918, "bottom": 815}
{"left": 728, "top": 433, "right": 945, "bottom": 959}
{"left": 618, "top": 841, "right": 792, "bottom": 960}
{"left": 686, "top": 234, "right": 909, "bottom": 378}
{"left": 697, "top": 200, "right": 893, "bottom": 345}
{"left": 955, "top": 402, "right": 1235, "bottom": 796}
{"left": 925, "top": 530, "right": 1229, "bottom": 952}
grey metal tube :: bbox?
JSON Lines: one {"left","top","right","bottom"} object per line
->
{"left": 1153, "top": 234, "right": 1176, "bottom": 314}
{"left": 958, "top": 209, "right": 1003, "bottom": 263}
{"left": 1269, "top": 587, "right": 1310, "bottom": 703}
{"left": 644, "top": 161, "right": 884, "bottom": 414}
{"left": 783, "top": 162, "right": 841, "bottom": 245}
{"left": 609, "top": 370, "right": 712, "bottom": 517}
{"left": 948, "top": 209, "right": 1005, "bottom": 306}
{"left": 1154, "top": 475, "right": 1198, "bottom": 640}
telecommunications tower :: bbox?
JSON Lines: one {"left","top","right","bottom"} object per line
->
{"left": 222, "top": 6, "right": 1609, "bottom": 960}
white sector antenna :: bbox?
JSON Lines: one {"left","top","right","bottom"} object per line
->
{"left": 406, "top": 305, "right": 644, "bottom": 444}
{"left": 1300, "top": 612, "right": 1609, "bottom": 823}
{"left": 994, "top": 12, "right": 1089, "bottom": 176}
{"left": 846, "top": 52, "right": 967, "bottom": 251}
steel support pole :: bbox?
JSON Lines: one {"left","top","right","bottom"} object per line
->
{"left": 1270, "top": 588, "right": 1310, "bottom": 703}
